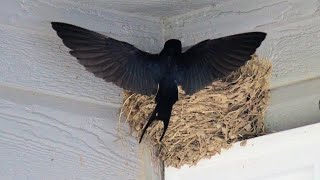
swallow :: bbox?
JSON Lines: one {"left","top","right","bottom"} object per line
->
{"left": 51, "top": 22, "right": 266, "bottom": 143}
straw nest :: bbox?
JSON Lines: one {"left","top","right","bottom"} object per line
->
{"left": 120, "top": 55, "right": 272, "bottom": 168}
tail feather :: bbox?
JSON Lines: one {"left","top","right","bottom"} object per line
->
{"left": 139, "top": 104, "right": 158, "bottom": 143}
{"left": 139, "top": 80, "right": 178, "bottom": 143}
{"left": 159, "top": 114, "right": 170, "bottom": 142}
{"left": 139, "top": 103, "right": 173, "bottom": 143}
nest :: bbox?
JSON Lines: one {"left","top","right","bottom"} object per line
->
{"left": 121, "top": 55, "right": 272, "bottom": 168}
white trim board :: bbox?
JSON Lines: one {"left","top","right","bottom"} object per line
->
{"left": 166, "top": 122, "right": 320, "bottom": 180}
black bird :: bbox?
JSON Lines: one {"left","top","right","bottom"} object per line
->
{"left": 51, "top": 22, "right": 266, "bottom": 143}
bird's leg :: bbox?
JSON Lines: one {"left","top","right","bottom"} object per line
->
{"left": 139, "top": 105, "right": 158, "bottom": 143}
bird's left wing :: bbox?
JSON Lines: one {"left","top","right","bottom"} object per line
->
{"left": 51, "top": 22, "right": 161, "bottom": 96}
{"left": 176, "top": 32, "right": 266, "bottom": 95}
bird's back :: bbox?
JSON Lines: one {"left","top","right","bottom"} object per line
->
{"left": 155, "top": 55, "right": 179, "bottom": 105}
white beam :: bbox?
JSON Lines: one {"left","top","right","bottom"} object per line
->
{"left": 166, "top": 122, "right": 320, "bottom": 180}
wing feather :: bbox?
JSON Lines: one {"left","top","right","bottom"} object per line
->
{"left": 52, "top": 22, "right": 160, "bottom": 95}
{"left": 177, "top": 32, "right": 266, "bottom": 95}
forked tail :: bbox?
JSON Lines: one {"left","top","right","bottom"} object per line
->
{"left": 139, "top": 79, "right": 178, "bottom": 143}
{"left": 139, "top": 103, "right": 172, "bottom": 143}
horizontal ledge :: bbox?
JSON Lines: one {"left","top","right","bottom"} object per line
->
{"left": 166, "top": 122, "right": 320, "bottom": 179}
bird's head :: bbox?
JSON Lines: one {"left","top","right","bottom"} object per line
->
{"left": 161, "top": 39, "right": 182, "bottom": 56}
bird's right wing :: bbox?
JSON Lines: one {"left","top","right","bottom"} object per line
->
{"left": 52, "top": 22, "right": 161, "bottom": 96}
{"left": 177, "top": 32, "right": 267, "bottom": 95}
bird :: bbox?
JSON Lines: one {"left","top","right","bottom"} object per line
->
{"left": 51, "top": 22, "right": 267, "bottom": 143}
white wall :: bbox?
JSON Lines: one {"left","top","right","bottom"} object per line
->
{"left": 1, "top": 0, "right": 320, "bottom": 106}
{"left": 0, "top": 85, "right": 144, "bottom": 180}
{"left": 164, "top": 0, "right": 320, "bottom": 88}
{"left": 1, "top": 0, "right": 320, "bottom": 179}
{"left": 0, "top": 0, "right": 165, "bottom": 179}
{"left": 163, "top": 1, "right": 320, "bottom": 178}
{"left": 161, "top": 0, "right": 320, "bottom": 131}
{"left": 0, "top": 0, "right": 164, "bottom": 106}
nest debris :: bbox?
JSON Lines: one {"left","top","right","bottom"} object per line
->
{"left": 120, "top": 55, "right": 272, "bottom": 168}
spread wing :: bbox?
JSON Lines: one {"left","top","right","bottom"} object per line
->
{"left": 177, "top": 32, "right": 266, "bottom": 95}
{"left": 51, "top": 22, "right": 161, "bottom": 96}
